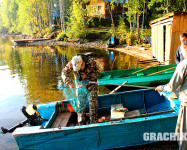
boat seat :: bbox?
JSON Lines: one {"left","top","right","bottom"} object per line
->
{"left": 124, "top": 110, "right": 140, "bottom": 117}
{"left": 165, "top": 70, "right": 174, "bottom": 74}
{"left": 109, "top": 109, "right": 142, "bottom": 121}
{"left": 100, "top": 75, "right": 111, "bottom": 79}
{"left": 118, "top": 72, "right": 145, "bottom": 78}
{"left": 51, "top": 111, "right": 71, "bottom": 128}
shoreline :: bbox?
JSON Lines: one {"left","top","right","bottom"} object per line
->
{"left": 13, "top": 39, "right": 153, "bottom": 60}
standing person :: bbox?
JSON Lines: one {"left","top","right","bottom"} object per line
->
{"left": 155, "top": 58, "right": 187, "bottom": 150}
{"left": 61, "top": 54, "right": 100, "bottom": 125}
{"left": 175, "top": 33, "right": 187, "bottom": 64}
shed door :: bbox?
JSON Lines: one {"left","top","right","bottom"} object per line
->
{"left": 165, "top": 24, "right": 172, "bottom": 62}
{"left": 157, "top": 25, "right": 164, "bottom": 62}
{"left": 151, "top": 26, "right": 156, "bottom": 57}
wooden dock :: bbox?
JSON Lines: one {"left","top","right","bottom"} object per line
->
{"left": 12, "top": 32, "right": 56, "bottom": 46}
{"left": 12, "top": 38, "right": 50, "bottom": 46}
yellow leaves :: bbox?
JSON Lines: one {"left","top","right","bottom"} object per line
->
{"left": 66, "top": 0, "right": 87, "bottom": 40}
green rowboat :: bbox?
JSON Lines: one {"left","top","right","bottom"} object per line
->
{"left": 98, "top": 64, "right": 177, "bottom": 86}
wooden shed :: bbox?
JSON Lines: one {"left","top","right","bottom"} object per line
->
{"left": 86, "top": 0, "right": 126, "bottom": 18}
{"left": 150, "top": 12, "right": 187, "bottom": 64}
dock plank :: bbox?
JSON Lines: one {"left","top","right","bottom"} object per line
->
{"left": 12, "top": 38, "right": 50, "bottom": 42}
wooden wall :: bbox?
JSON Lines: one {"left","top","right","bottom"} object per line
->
{"left": 105, "top": 4, "right": 123, "bottom": 18}
{"left": 86, "top": 0, "right": 123, "bottom": 18}
{"left": 86, "top": 0, "right": 106, "bottom": 18}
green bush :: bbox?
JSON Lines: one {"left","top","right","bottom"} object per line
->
{"left": 33, "top": 27, "right": 39, "bottom": 35}
{"left": 117, "top": 16, "right": 128, "bottom": 44}
{"left": 56, "top": 31, "right": 67, "bottom": 41}
{"left": 43, "top": 27, "right": 52, "bottom": 38}
{"left": 87, "top": 17, "right": 101, "bottom": 27}
{"left": 139, "top": 28, "right": 151, "bottom": 46}
{"left": 109, "top": 27, "right": 115, "bottom": 37}
{"left": 66, "top": 27, "right": 85, "bottom": 41}
{"left": 87, "top": 17, "right": 111, "bottom": 28}
{"left": 126, "top": 30, "right": 137, "bottom": 46}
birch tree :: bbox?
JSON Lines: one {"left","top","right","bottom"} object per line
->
{"left": 59, "top": 0, "right": 66, "bottom": 31}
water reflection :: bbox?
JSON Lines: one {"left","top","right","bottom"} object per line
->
{"left": 0, "top": 36, "right": 148, "bottom": 149}
{"left": 0, "top": 41, "right": 149, "bottom": 109}
{"left": 6, "top": 46, "right": 145, "bottom": 104}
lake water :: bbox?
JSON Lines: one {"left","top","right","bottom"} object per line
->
{"left": 0, "top": 36, "right": 148, "bottom": 150}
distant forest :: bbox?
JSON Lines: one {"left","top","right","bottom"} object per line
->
{"left": 0, "top": 0, "right": 186, "bottom": 42}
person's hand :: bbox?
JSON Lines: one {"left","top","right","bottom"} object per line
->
{"left": 155, "top": 86, "right": 162, "bottom": 92}
{"left": 69, "top": 82, "right": 75, "bottom": 89}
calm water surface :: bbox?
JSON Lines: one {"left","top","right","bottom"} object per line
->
{"left": 0, "top": 36, "right": 148, "bottom": 150}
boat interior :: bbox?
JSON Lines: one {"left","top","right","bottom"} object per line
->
{"left": 37, "top": 89, "right": 176, "bottom": 129}
{"left": 99, "top": 64, "right": 176, "bottom": 79}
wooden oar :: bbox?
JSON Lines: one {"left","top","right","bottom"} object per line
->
{"left": 147, "top": 66, "right": 176, "bottom": 76}
{"left": 129, "top": 59, "right": 171, "bottom": 76}
{"left": 109, "top": 81, "right": 128, "bottom": 94}
{"left": 89, "top": 81, "right": 155, "bottom": 89}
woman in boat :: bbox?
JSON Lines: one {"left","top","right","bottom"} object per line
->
{"left": 61, "top": 54, "right": 100, "bottom": 125}
{"left": 156, "top": 50, "right": 187, "bottom": 149}
{"left": 175, "top": 33, "right": 187, "bottom": 64}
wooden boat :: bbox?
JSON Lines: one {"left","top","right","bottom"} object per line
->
{"left": 11, "top": 89, "right": 180, "bottom": 150}
{"left": 98, "top": 64, "right": 177, "bottom": 86}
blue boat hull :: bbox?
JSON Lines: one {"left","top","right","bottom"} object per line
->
{"left": 15, "top": 117, "right": 177, "bottom": 150}
{"left": 13, "top": 90, "right": 180, "bottom": 150}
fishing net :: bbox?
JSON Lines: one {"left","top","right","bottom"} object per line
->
{"left": 61, "top": 78, "right": 91, "bottom": 112}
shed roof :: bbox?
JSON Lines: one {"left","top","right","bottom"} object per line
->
{"left": 149, "top": 12, "right": 174, "bottom": 25}
{"left": 150, "top": 12, "right": 187, "bottom": 25}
